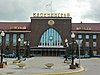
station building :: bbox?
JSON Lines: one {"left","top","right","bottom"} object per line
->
{"left": 0, "top": 13, "right": 99, "bottom": 56}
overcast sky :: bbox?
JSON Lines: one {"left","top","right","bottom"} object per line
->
{"left": 0, "top": 0, "right": 100, "bottom": 23}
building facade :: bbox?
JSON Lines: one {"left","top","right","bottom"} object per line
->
{"left": 0, "top": 13, "right": 100, "bottom": 56}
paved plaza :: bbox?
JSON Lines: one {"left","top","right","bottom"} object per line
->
{"left": 0, "top": 57, "right": 100, "bottom": 75}
{"left": 70, "top": 58, "right": 100, "bottom": 75}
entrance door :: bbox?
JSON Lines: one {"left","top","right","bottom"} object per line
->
{"left": 30, "top": 48, "right": 66, "bottom": 56}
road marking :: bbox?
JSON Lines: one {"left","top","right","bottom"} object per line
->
{"left": 27, "top": 66, "right": 85, "bottom": 75}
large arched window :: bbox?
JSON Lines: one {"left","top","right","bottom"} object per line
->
{"left": 38, "top": 28, "right": 63, "bottom": 47}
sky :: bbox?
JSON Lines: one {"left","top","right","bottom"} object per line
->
{"left": 0, "top": 0, "right": 100, "bottom": 23}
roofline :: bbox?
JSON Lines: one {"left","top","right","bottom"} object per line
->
{"left": 0, "top": 30, "right": 31, "bottom": 33}
{"left": 0, "top": 22, "right": 30, "bottom": 23}
{"left": 72, "top": 22, "right": 100, "bottom": 24}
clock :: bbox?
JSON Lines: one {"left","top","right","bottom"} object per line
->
{"left": 49, "top": 36, "right": 53, "bottom": 40}
{"left": 48, "top": 20, "right": 55, "bottom": 26}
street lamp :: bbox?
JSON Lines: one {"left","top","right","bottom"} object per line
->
{"left": 71, "top": 33, "right": 75, "bottom": 39}
{"left": 76, "top": 40, "right": 83, "bottom": 68}
{"left": 65, "top": 39, "right": 68, "bottom": 47}
{"left": 24, "top": 41, "right": 30, "bottom": 57}
{"left": 16, "top": 38, "right": 21, "bottom": 60}
{"left": 64, "top": 39, "right": 69, "bottom": 63}
{"left": 0, "top": 31, "right": 5, "bottom": 68}
{"left": 70, "top": 33, "right": 76, "bottom": 69}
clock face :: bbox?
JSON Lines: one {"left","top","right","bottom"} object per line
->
{"left": 48, "top": 20, "right": 55, "bottom": 26}
{"left": 49, "top": 36, "right": 53, "bottom": 40}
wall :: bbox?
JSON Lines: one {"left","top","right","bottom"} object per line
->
{"left": 29, "top": 17, "right": 72, "bottom": 47}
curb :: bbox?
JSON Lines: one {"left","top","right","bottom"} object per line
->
{"left": 90, "top": 58, "right": 100, "bottom": 60}
{"left": 30, "top": 66, "right": 85, "bottom": 75}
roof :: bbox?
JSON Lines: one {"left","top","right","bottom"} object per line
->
{"left": 72, "top": 23, "right": 100, "bottom": 32}
{"left": 0, "top": 22, "right": 30, "bottom": 31}
{"left": 0, "top": 22, "right": 100, "bottom": 33}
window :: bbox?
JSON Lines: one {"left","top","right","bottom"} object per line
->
{"left": 13, "top": 34, "right": 17, "bottom": 46}
{"left": 20, "top": 34, "right": 24, "bottom": 46}
{"left": 86, "top": 35, "right": 89, "bottom": 39}
{"left": 6, "top": 34, "right": 10, "bottom": 46}
{"left": 93, "top": 35, "right": 96, "bottom": 39}
{"left": 78, "top": 34, "right": 82, "bottom": 39}
{"left": 0, "top": 35, "right": 2, "bottom": 46}
{"left": 86, "top": 42, "right": 89, "bottom": 47}
{"left": 39, "top": 28, "right": 63, "bottom": 47}
{"left": 93, "top": 42, "right": 96, "bottom": 47}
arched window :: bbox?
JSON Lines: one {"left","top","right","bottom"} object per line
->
{"left": 38, "top": 28, "right": 63, "bottom": 47}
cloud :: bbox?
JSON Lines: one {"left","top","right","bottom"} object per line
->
{"left": 81, "top": 0, "right": 100, "bottom": 22}
{"left": 0, "top": 0, "right": 99, "bottom": 23}
{"left": 0, "top": 0, "right": 46, "bottom": 21}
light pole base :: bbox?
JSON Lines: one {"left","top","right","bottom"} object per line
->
{"left": 0, "top": 63, "right": 4, "bottom": 68}
{"left": 69, "top": 64, "right": 76, "bottom": 69}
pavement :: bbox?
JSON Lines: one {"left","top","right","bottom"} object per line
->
{"left": 0, "top": 57, "right": 85, "bottom": 75}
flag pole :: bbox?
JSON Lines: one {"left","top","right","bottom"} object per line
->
{"left": 45, "top": 1, "right": 53, "bottom": 16}
{"left": 51, "top": 1, "right": 52, "bottom": 15}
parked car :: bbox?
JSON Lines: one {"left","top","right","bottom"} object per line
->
{"left": 4, "top": 54, "right": 16, "bottom": 58}
{"left": 93, "top": 55, "right": 100, "bottom": 58}
{"left": 64, "top": 55, "right": 76, "bottom": 59}
{"left": 30, "top": 54, "right": 35, "bottom": 57}
{"left": 76, "top": 55, "right": 90, "bottom": 59}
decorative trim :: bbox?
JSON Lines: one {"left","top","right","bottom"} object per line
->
{"left": 30, "top": 17, "right": 72, "bottom": 19}
{"left": 72, "top": 31, "right": 100, "bottom": 33}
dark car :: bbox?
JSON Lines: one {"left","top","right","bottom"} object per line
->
{"left": 4, "top": 54, "right": 16, "bottom": 58}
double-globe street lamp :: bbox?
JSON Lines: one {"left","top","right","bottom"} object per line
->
{"left": 24, "top": 41, "right": 30, "bottom": 57}
{"left": 65, "top": 33, "right": 76, "bottom": 69}
{"left": 64, "top": 39, "right": 69, "bottom": 62}
{"left": 70, "top": 33, "right": 76, "bottom": 69}
{"left": 0, "top": 31, "right": 5, "bottom": 68}
{"left": 16, "top": 38, "right": 21, "bottom": 60}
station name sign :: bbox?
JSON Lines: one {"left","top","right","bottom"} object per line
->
{"left": 76, "top": 27, "right": 92, "bottom": 30}
{"left": 33, "top": 13, "right": 70, "bottom": 17}
{"left": 10, "top": 26, "right": 27, "bottom": 30}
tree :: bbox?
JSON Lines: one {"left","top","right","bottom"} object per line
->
{"left": 89, "top": 47, "right": 93, "bottom": 57}
{"left": 76, "top": 45, "right": 79, "bottom": 56}
{"left": 6, "top": 45, "right": 9, "bottom": 54}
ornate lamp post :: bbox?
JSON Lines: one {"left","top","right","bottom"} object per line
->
{"left": 0, "top": 31, "right": 5, "bottom": 68}
{"left": 24, "top": 41, "right": 30, "bottom": 57}
{"left": 16, "top": 38, "right": 21, "bottom": 60}
{"left": 64, "top": 39, "right": 69, "bottom": 62}
{"left": 76, "top": 40, "right": 83, "bottom": 68}
{"left": 70, "top": 33, "right": 76, "bottom": 69}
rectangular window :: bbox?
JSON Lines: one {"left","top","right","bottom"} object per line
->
{"left": 0, "top": 35, "right": 2, "bottom": 46}
{"left": 78, "top": 34, "right": 82, "bottom": 39}
{"left": 86, "top": 42, "right": 89, "bottom": 47}
{"left": 93, "top": 35, "right": 96, "bottom": 39}
{"left": 20, "top": 34, "right": 24, "bottom": 46}
{"left": 86, "top": 35, "right": 89, "bottom": 39}
{"left": 6, "top": 34, "right": 10, "bottom": 46}
{"left": 93, "top": 42, "right": 96, "bottom": 47}
{"left": 13, "top": 34, "right": 17, "bottom": 46}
